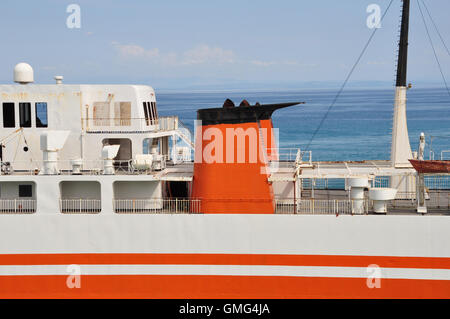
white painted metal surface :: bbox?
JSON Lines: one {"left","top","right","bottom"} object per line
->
{"left": 391, "top": 86, "right": 413, "bottom": 167}
{"left": 13, "top": 63, "right": 34, "bottom": 84}
{"left": 0, "top": 214, "right": 448, "bottom": 258}
{"left": 369, "top": 188, "right": 398, "bottom": 213}
{"left": 347, "top": 177, "right": 369, "bottom": 215}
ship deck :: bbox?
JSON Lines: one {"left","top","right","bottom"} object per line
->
{"left": 1, "top": 160, "right": 449, "bottom": 215}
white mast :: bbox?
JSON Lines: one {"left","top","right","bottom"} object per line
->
{"left": 391, "top": 0, "right": 413, "bottom": 168}
{"left": 391, "top": 87, "right": 413, "bottom": 167}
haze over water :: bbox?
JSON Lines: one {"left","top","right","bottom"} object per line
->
{"left": 157, "top": 87, "right": 450, "bottom": 162}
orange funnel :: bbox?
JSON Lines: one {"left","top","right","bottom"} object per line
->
{"left": 191, "top": 100, "right": 302, "bottom": 214}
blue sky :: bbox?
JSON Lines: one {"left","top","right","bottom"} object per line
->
{"left": 0, "top": 0, "right": 449, "bottom": 90}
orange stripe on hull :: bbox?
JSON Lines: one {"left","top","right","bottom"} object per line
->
{"left": 0, "top": 253, "right": 450, "bottom": 269}
{"left": 1, "top": 275, "right": 450, "bottom": 299}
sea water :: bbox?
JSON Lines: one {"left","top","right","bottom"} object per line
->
{"left": 157, "top": 87, "right": 450, "bottom": 162}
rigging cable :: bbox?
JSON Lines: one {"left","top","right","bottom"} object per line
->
{"left": 0, "top": 128, "right": 22, "bottom": 145}
{"left": 304, "top": 0, "right": 395, "bottom": 151}
{"left": 417, "top": 0, "right": 450, "bottom": 98}
{"left": 420, "top": 0, "right": 450, "bottom": 58}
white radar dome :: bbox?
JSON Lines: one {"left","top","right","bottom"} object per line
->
{"left": 14, "top": 63, "right": 34, "bottom": 84}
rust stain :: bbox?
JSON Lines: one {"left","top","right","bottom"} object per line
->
{"left": 0, "top": 92, "right": 29, "bottom": 100}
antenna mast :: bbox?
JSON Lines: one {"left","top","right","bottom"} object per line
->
{"left": 396, "top": 0, "right": 410, "bottom": 86}
{"left": 391, "top": 0, "right": 413, "bottom": 167}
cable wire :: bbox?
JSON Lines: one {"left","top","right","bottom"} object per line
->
{"left": 420, "top": 0, "right": 450, "bottom": 58}
{"left": 304, "top": 0, "right": 395, "bottom": 151}
{"left": 417, "top": 0, "right": 450, "bottom": 98}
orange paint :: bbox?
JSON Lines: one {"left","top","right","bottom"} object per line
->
{"left": 0, "top": 275, "right": 449, "bottom": 299}
{"left": 1, "top": 253, "right": 450, "bottom": 298}
{"left": 192, "top": 122, "right": 274, "bottom": 214}
{"left": 1, "top": 253, "right": 450, "bottom": 269}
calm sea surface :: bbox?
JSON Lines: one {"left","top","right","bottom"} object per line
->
{"left": 157, "top": 87, "right": 450, "bottom": 162}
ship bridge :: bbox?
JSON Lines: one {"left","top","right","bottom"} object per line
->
{"left": 0, "top": 64, "right": 194, "bottom": 173}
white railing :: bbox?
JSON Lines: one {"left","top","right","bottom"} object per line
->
{"left": 275, "top": 199, "right": 364, "bottom": 215}
{"left": 158, "top": 116, "right": 178, "bottom": 131}
{"left": 0, "top": 199, "right": 36, "bottom": 214}
{"left": 371, "top": 176, "right": 390, "bottom": 188}
{"left": 2, "top": 159, "right": 155, "bottom": 176}
{"left": 425, "top": 175, "right": 450, "bottom": 190}
{"left": 113, "top": 198, "right": 202, "bottom": 214}
{"left": 389, "top": 191, "right": 450, "bottom": 210}
{"left": 394, "top": 191, "right": 417, "bottom": 200}
{"left": 176, "top": 120, "right": 194, "bottom": 149}
{"left": 85, "top": 116, "right": 179, "bottom": 133}
{"left": 87, "top": 117, "right": 148, "bottom": 131}
{"left": 297, "top": 150, "right": 312, "bottom": 165}
{"left": 441, "top": 150, "right": 450, "bottom": 160}
{"left": 59, "top": 199, "right": 101, "bottom": 214}
{"left": 266, "top": 148, "right": 312, "bottom": 163}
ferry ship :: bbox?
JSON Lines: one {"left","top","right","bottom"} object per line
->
{"left": 0, "top": 0, "right": 449, "bottom": 298}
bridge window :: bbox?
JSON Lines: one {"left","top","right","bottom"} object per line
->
{"left": 19, "top": 103, "right": 31, "bottom": 127}
{"left": 149, "top": 102, "right": 155, "bottom": 123}
{"left": 142, "top": 102, "right": 158, "bottom": 125}
{"left": 3, "top": 103, "right": 15, "bottom": 128}
{"left": 35, "top": 102, "right": 48, "bottom": 128}
{"left": 143, "top": 102, "right": 150, "bottom": 125}
{"left": 93, "top": 102, "right": 110, "bottom": 126}
{"left": 151, "top": 102, "right": 158, "bottom": 120}
{"left": 114, "top": 102, "right": 131, "bottom": 126}
{"left": 147, "top": 102, "right": 156, "bottom": 124}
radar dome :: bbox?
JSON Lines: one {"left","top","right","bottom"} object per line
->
{"left": 14, "top": 63, "right": 34, "bottom": 84}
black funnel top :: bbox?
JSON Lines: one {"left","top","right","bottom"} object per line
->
{"left": 197, "top": 101, "right": 304, "bottom": 125}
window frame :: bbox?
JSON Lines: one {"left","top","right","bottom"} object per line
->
{"left": 2, "top": 102, "right": 15, "bottom": 128}
{"left": 18, "top": 185, "right": 32, "bottom": 198}
{"left": 151, "top": 102, "right": 158, "bottom": 121}
{"left": 35, "top": 102, "right": 48, "bottom": 128}
{"left": 148, "top": 102, "right": 154, "bottom": 124}
{"left": 143, "top": 102, "right": 150, "bottom": 125}
{"left": 19, "top": 102, "right": 32, "bottom": 128}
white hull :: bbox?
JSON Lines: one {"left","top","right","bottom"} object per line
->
{"left": 0, "top": 213, "right": 449, "bottom": 298}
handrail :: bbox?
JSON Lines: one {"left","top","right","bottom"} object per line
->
{"left": 266, "top": 148, "right": 312, "bottom": 163}
{"left": 59, "top": 199, "right": 101, "bottom": 214}
{"left": 0, "top": 199, "right": 36, "bottom": 214}
{"left": 1, "top": 159, "right": 158, "bottom": 175}
{"left": 441, "top": 150, "right": 450, "bottom": 160}
{"left": 275, "top": 198, "right": 364, "bottom": 215}
{"left": 85, "top": 116, "right": 179, "bottom": 132}
{"left": 113, "top": 198, "right": 201, "bottom": 214}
